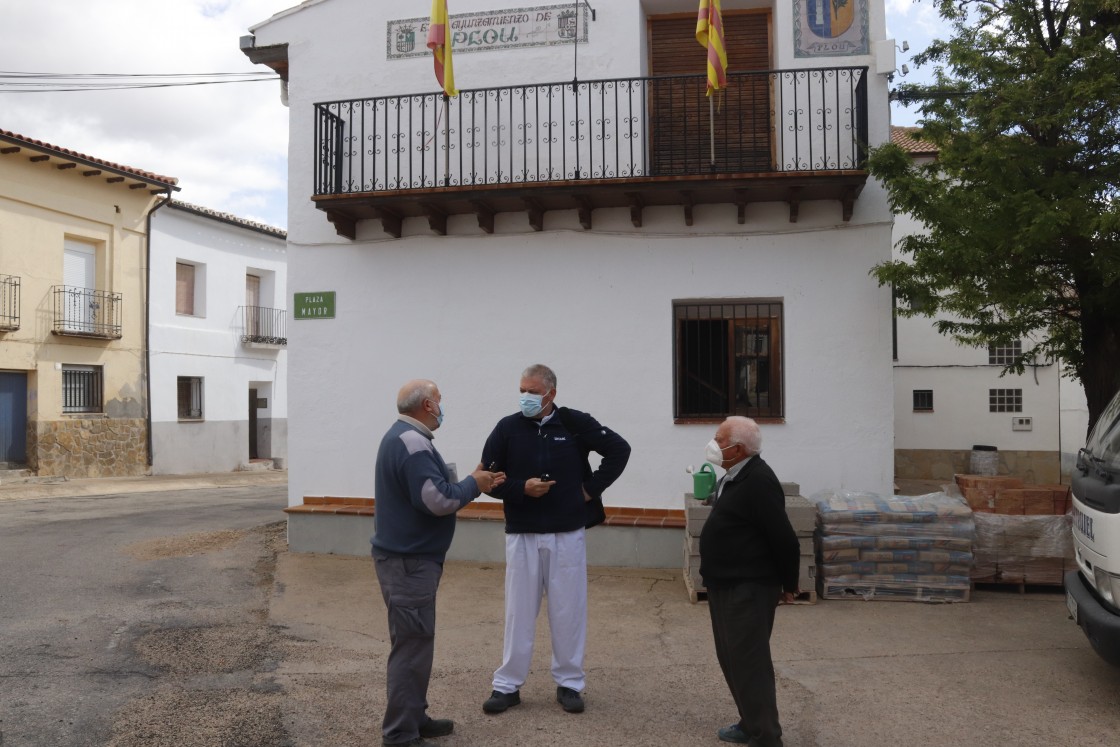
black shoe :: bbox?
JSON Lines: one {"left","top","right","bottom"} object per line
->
{"left": 382, "top": 738, "right": 439, "bottom": 747}
{"left": 418, "top": 717, "right": 454, "bottom": 738}
{"left": 556, "top": 686, "right": 585, "bottom": 713}
{"left": 482, "top": 689, "right": 521, "bottom": 714}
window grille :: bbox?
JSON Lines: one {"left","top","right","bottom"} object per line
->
{"left": 988, "top": 341, "right": 1022, "bottom": 365}
{"left": 989, "top": 388, "right": 1023, "bottom": 413}
{"left": 673, "top": 300, "right": 783, "bottom": 419}
{"left": 62, "top": 365, "right": 102, "bottom": 414}
{"left": 913, "top": 390, "right": 933, "bottom": 412}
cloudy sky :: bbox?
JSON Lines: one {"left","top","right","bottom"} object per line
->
{"left": 1, "top": 1, "right": 949, "bottom": 231}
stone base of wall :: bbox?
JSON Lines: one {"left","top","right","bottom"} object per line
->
{"left": 31, "top": 418, "right": 149, "bottom": 478}
{"left": 895, "top": 449, "right": 1061, "bottom": 485}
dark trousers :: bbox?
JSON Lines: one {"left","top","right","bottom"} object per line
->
{"left": 707, "top": 580, "right": 783, "bottom": 746}
{"left": 373, "top": 554, "right": 443, "bottom": 745}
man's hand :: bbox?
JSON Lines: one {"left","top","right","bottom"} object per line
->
{"left": 583, "top": 488, "right": 594, "bottom": 503}
{"left": 524, "top": 477, "right": 556, "bottom": 497}
{"left": 779, "top": 590, "right": 799, "bottom": 605}
{"left": 472, "top": 464, "right": 506, "bottom": 493}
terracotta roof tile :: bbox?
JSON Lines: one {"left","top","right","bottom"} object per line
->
{"left": 168, "top": 200, "right": 286, "bottom": 239}
{"left": 890, "top": 126, "right": 938, "bottom": 156}
{"left": 0, "top": 127, "right": 178, "bottom": 187}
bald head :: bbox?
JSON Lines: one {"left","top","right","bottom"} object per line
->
{"left": 397, "top": 379, "right": 438, "bottom": 417}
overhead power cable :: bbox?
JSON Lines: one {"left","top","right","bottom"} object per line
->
{"left": 0, "top": 70, "right": 277, "bottom": 93}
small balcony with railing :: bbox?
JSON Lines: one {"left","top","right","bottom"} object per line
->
{"left": 50, "top": 286, "right": 122, "bottom": 339}
{"left": 312, "top": 67, "right": 869, "bottom": 238}
{"left": 0, "top": 274, "right": 19, "bottom": 332}
{"left": 241, "top": 305, "right": 287, "bottom": 348}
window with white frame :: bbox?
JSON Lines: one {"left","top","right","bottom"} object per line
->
{"left": 177, "top": 376, "right": 203, "bottom": 420}
{"left": 988, "top": 340, "right": 1022, "bottom": 365}
{"left": 989, "top": 388, "right": 1023, "bottom": 413}
{"left": 62, "top": 365, "right": 102, "bottom": 414}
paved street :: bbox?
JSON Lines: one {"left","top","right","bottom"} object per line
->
{"left": 2, "top": 475, "right": 1120, "bottom": 746}
{"left": 0, "top": 481, "right": 287, "bottom": 747}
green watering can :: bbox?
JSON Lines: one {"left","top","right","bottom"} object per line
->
{"left": 692, "top": 463, "right": 717, "bottom": 501}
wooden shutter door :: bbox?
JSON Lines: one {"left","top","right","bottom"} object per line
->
{"left": 649, "top": 12, "right": 772, "bottom": 175}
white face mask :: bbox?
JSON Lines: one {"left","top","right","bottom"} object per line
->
{"left": 705, "top": 438, "right": 734, "bottom": 465}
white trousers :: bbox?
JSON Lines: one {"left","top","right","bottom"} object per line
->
{"left": 492, "top": 530, "right": 588, "bottom": 694}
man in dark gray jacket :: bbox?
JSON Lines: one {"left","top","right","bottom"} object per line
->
{"left": 700, "top": 416, "right": 799, "bottom": 747}
{"left": 372, "top": 379, "right": 505, "bottom": 747}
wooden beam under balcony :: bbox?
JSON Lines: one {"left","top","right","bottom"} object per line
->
{"left": 311, "top": 171, "right": 867, "bottom": 240}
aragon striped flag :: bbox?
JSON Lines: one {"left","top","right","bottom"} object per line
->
{"left": 427, "top": 0, "right": 458, "bottom": 96}
{"left": 695, "top": 0, "right": 727, "bottom": 96}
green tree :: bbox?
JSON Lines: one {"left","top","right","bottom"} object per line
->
{"left": 870, "top": 0, "right": 1120, "bottom": 428}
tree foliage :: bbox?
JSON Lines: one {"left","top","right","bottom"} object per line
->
{"left": 869, "top": 0, "right": 1120, "bottom": 427}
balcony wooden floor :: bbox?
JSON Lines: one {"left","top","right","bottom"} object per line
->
{"left": 313, "top": 170, "right": 867, "bottom": 239}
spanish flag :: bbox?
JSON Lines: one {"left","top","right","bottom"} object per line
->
{"left": 696, "top": 0, "right": 726, "bottom": 96}
{"left": 427, "top": 0, "right": 457, "bottom": 96}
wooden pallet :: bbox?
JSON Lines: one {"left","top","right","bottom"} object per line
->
{"left": 683, "top": 574, "right": 817, "bottom": 605}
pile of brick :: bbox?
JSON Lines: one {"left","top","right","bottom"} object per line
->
{"left": 683, "top": 482, "right": 816, "bottom": 604}
{"left": 813, "top": 491, "right": 975, "bottom": 603}
{"left": 954, "top": 475, "right": 1074, "bottom": 587}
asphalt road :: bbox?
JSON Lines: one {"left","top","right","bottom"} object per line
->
{"left": 0, "top": 485, "right": 288, "bottom": 747}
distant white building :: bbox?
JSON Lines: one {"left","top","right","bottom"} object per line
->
{"left": 148, "top": 201, "right": 288, "bottom": 474}
{"left": 889, "top": 127, "right": 1088, "bottom": 484}
{"left": 244, "top": 0, "right": 901, "bottom": 558}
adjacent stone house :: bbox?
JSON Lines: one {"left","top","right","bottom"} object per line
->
{"left": 149, "top": 201, "right": 289, "bottom": 474}
{"left": 0, "top": 128, "right": 176, "bottom": 476}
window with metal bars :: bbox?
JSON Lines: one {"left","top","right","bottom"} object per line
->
{"left": 913, "top": 390, "right": 933, "bottom": 412}
{"left": 177, "top": 377, "right": 203, "bottom": 420}
{"left": 988, "top": 340, "right": 1022, "bottom": 365}
{"left": 62, "top": 365, "right": 102, "bottom": 414}
{"left": 673, "top": 300, "right": 783, "bottom": 420}
{"left": 989, "top": 388, "right": 1023, "bottom": 413}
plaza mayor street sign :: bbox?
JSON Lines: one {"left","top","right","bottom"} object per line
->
{"left": 294, "top": 291, "right": 336, "bottom": 320}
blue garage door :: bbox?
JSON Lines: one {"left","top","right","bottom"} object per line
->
{"left": 0, "top": 371, "right": 28, "bottom": 463}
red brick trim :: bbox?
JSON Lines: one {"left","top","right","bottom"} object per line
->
{"left": 287, "top": 496, "right": 685, "bottom": 529}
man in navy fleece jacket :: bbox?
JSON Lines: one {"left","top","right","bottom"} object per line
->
{"left": 371, "top": 379, "right": 505, "bottom": 747}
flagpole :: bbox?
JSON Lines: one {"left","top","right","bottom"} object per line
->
{"left": 443, "top": 94, "right": 451, "bottom": 187}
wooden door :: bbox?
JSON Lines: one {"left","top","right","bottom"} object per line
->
{"left": 649, "top": 12, "right": 772, "bottom": 175}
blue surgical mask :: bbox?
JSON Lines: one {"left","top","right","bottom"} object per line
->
{"left": 519, "top": 392, "right": 544, "bottom": 418}
{"left": 427, "top": 399, "right": 444, "bottom": 426}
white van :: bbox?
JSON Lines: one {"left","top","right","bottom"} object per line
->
{"left": 1066, "top": 387, "right": 1120, "bottom": 666}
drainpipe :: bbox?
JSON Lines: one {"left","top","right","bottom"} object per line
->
{"left": 144, "top": 193, "right": 174, "bottom": 469}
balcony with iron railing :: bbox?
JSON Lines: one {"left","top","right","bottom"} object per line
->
{"left": 0, "top": 274, "right": 19, "bottom": 331}
{"left": 241, "top": 305, "right": 287, "bottom": 347}
{"left": 51, "top": 285, "right": 122, "bottom": 339}
{"left": 312, "top": 67, "right": 869, "bottom": 238}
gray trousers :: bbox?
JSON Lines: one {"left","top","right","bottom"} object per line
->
{"left": 707, "top": 580, "right": 783, "bottom": 747}
{"left": 373, "top": 553, "right": 444, "bottom": 745}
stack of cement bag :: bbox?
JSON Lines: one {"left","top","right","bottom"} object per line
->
{"left": 812, "top": 490, "right": 975, "bottom": 603}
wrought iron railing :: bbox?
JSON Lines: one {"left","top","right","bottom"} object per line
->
{"left": 314, "top": 67, "right": 868, "bottom": 195}
{"left": 241, "top": 305, "right": 287, "bottom": 345}
{"left": 51, "top": 285, "right": 122, "bottom": 338}
{"left": 0, "top": 274, "right": 19, "bottom": 331}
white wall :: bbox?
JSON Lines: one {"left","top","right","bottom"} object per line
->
{"left": 150, "top": 206, "right": 288, "bottom": 473}
{"left": 253, "top": 0, "right": 897, "bottom": 508}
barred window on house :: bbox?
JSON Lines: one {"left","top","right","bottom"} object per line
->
{"left": 988, "top": 340, "right": 1022, "bottom": 366}
{"left": 913, "top": 390, "right": 933, "bottom": 412}
{"left": 673, "top": 300, "right": 783, "bottom": 420}
{"left": 989, "top": 388, "right": 1023, "bottom": 413}
{"left": 177, "top": 377, "right": 203, "bottom": 420}
{"left": 62, "top": 365, "right": 102, "bottom": 414}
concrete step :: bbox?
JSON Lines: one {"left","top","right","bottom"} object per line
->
{"left": 0, "top": 469, "right": 68, "bottom": 486}
{"left": 240, "top": 459, "right": 275, "bottom": 472}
